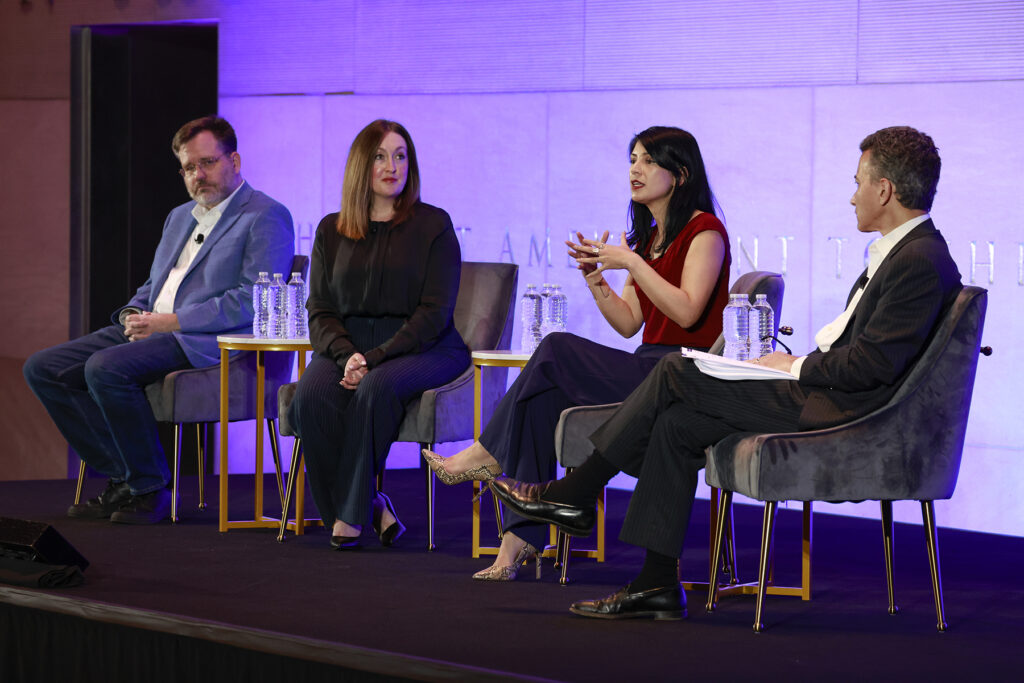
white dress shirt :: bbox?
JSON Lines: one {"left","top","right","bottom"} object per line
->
{"left": 152, "top": 181, "right": 246, "bottom": 314}
{"left": 790, "top": 214, "right": 930, "bottom": 378}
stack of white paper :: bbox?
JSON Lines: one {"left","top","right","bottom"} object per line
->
{"left": 680, "top": 347, "right": 797, "bottom": 381}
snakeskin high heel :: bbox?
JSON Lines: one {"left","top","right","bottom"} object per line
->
{"left": 472, "top": 540, "right": 540, "bottom": 581}
{"left": 422, "top": 448, "right": 501, "bottom": 485}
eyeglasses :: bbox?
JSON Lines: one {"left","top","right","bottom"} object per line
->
{"left": 179, "top": 155, "right": 224, "bottom": 178}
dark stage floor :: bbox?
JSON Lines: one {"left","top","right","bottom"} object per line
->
{"left": 2, "top": 468, "right": 1023, "bottom": 682}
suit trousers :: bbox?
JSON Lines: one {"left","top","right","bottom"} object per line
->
{"left": 22, "top": 325, "right": 192, "bottom": 495}
{"left": 590, "top": 353, "right": 806, "bottom": 558}
{"left": 289, "top": 345, "right": 469, "bottom": 528}
{"left": 479, "top": 332, "right": 676, "bottom": 552}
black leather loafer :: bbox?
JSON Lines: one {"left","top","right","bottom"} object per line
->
{"left": 67, "top": 479, "right": 132, "bottom": 519}
{"left": 329, "top": 535, "right": 360, "bottom": 550}
{"left": 110, "top": 488, "right": 172, "bottom": 525}
{"left": 570, "top": 584, "right": 686, "bottom": 620}
{"left": 489, "top": 476, "right": 595, "bottom": 537}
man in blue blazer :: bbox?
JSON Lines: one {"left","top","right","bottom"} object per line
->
{"left": 491, "top": 126, "right": 963, "bottom": 619}
{"left": 24, "top": 115, "right": 294, "bottom": 524}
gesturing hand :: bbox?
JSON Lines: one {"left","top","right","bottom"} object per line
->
{"left": 340, "top": 352, "right": 368, "bottom": 390}
{"left": 566, "top": 230, "right": 610, "bottom": 276}
{"left": 573, "top": 231, "right": 636, "bottom": 275}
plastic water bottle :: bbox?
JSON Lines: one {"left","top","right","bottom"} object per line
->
{"left": 252, "top": 271, "right": 270, "bottom": 338}
{"left": 520, "top": 284, "right": 543, "bottom": 353}
{"left": 539, "top": 283, "right": 554, "bottom": 337}
{"left": 286, "top": 272, "right": 308, "bottom": 339}
{"left": 722, "top": 293, "right": 751, "bottom": 361}
{"left": 268, "top": 273, "right": 287, "bottom": 339}
{"left": 548, "top": 284, "right": 568, "bottom": 333}
{"left": 538, "top": 284, "right": 553, "bottom": 337}
{"left": 749, "top": 293, "right": 775, "bottom": 358}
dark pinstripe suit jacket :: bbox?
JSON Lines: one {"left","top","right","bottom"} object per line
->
{"left": 796, "top": 220, "right": 962, "bottom": 430}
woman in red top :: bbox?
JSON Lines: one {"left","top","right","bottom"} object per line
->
{"left": 424, "top": 126, "right": 730, "bottom": 579}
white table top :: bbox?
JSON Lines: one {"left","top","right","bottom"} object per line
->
{"left": 471, "top": 349, "right": 533, "bottom": 362}
{"left": 217, "top": 334, "right": 311, "bottom": 346}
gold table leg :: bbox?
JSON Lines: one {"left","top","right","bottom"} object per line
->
{"left": 219, "top": 348, "right": 229, "bottom": 532}
{"left": 471, "top": 363, "right": 483, "bottom": 558}
{"left": 254, "top": 350, "right": 265, "bottom": 523}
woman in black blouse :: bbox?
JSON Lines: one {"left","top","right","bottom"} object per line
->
{"left": 289, "top": 119, "right": 469, "bottom": 549}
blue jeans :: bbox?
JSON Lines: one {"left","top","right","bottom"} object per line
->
{"left": 23, "top": 325, "right": 192, "bottom": 495}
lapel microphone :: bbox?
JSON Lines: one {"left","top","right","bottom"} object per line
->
{"left": 195, "top": 233, "right": 205, "bottom": 245}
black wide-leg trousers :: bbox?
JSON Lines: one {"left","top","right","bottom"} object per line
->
{"left": 479, "top": 332, "right": 675, "bottom": 551}
{"left": 290, "top": 344, "right": 469, "bottom": 528}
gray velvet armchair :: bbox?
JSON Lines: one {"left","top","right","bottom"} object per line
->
{"left": 276, "top": 261, "right": 519, "bottom": 549}
{"left": 705, "top": 285, "right": 988, "bottom": 632}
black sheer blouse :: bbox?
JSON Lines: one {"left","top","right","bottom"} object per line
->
{"left": 306, "top": 202, "right": 465, "bottom": 369}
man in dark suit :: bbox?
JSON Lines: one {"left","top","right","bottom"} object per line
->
{"left": 24, "top": 115, "right": 294, "bottom": 524}
{"left": 492, "top": 126, "right": 963, "bottom": 619}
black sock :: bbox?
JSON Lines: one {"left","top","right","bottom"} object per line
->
{"left": 542, "top": 451, "right": 619, "bottom": 508}
{"left": 627, "top": 549, "right": 679, "bottom": 593}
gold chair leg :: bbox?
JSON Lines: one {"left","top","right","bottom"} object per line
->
{"left": 706, "top": 489, "right": 732, "bottom": 613}
{"left": 171, "top": 424, "right": 183, "bottom": 523}
{"left": 74, "top": 460, "right": 87, "bottom": 505}
{"left": 881, "top": 500, "right": 898, "bottom": 615}
{"left": 423, "top": 442, "right": 436, "bottom": 552}
{"left": 491, "top": 486, "right": 504, "bottom": 541}
{"left": 196, "top": 423, "right": 207, "bottom": 510}
{"left": 267, "top": 419, "right": 285, "bottom": 509}
{"left": 278, "top": 438, "right": 303, "bottom": 542}
{"left": 722, "top": 494, "right": 739, "bottom": 585}
{"left": 554, "top": 466, "right": 572, "bottom": 578}
{"left": 801, "top": 501, "right": 813, "bottom": 600}
{"left": 921, "top": 501, "right": 948, "bottom": 632}
{"left": 753, "top": 501, "right": 779, "bottom": 632}
{"left": 559, "top": 530, "right": 572, "bottom": 585}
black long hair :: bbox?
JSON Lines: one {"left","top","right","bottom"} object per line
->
{"left": 626, "top": 126, "right": 719, "bottom": 255}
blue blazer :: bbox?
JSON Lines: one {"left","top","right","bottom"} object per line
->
{"left": 114, "top": 182, "right": 294, "bottom": 367}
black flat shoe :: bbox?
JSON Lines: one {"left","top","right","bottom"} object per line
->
{"left": 489, "top": 476, "right": 595, "bottom": 537}
{"left": 329, "top": 535, "right": 360, "bottom": 550}
{"left": 67, "top": 479, "right": 132, "bottom": 519}
{"left": 110, "top": 488, "right": 172, "bottom": 525}
{"left": 570, "top": 584, "right": 686, "bottom": 621}
{"left": 372, "top": 492, "right": 406, "bottom": 547}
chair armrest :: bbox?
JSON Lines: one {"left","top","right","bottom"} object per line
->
{"left": 145, "top": 350, "right": 295, "bottom": 424}
{"left": 554, "top": 403, "right": 622, "bottom": 468}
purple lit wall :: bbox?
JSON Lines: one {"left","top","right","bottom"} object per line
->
{"left": 212, "top": 1, "right": 1024, "bottom": 537}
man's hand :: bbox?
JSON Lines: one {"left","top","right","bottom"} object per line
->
{"left": 751, "top": 351, "right": 797, "bottom": 373}
{"left": 124, "top": 312, "right": 180, "bottom": 342}
{"left": 340, "top": 352, "right": 368, "bottom": 390}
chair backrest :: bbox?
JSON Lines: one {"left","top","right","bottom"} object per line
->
{"left": 875, "top": 285, "right": 987, "bottom": 498}
{"left": 452, "top": 262, "right": 519, "bottom": 351}
{"left": 708, "top": 271, "right": 785, "bottom": 356}
{"left": 290, "top": 254, "right": 310, "bottom": 280}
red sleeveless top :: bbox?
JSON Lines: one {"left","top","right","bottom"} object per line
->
{"left": 633, "top": 212, "right": 731, "bottom": 348}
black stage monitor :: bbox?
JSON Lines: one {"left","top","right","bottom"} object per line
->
{"left": 0, "top": 518, "right": 89, "bottom": 571}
